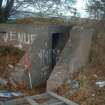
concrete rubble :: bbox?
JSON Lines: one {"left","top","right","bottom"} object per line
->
{"left": 2, "top": 92, "right": 78, "bottom": 105}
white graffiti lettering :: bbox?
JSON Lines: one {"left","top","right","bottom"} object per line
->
{"left": 1, "top": 31, "right": 37, "bottom": 44}
{"left": 4, "top": 33, "right": 9, "bottom": 42}
{"left": 38, "top": 49, "right": 60, "bottom": 66}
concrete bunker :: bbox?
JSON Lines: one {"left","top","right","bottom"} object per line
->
{"left": 0, "top": 24, "right": 94, "bottom": 94}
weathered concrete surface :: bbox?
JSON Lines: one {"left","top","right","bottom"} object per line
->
{"left": 0, "top": 24, "right": 70, "bottom": 86}
{"left": 0, "top": 24, "right": 49, "bottom": 50}
{"left": 47, "top": 26, "right": 94, "bottom": 91}
{"left": 30, "top": 25, "right": 70, "bottom": 85}
{"left": 0, "top": 24, "right": 50, "bottom": 86}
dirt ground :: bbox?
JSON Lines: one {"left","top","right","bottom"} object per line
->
{"left": 0, "top": 46, "right": 46, "bottom": 98}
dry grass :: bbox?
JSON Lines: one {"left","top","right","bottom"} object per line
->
{"left": 55, "top": 21, "right": 105, "bottom": 105}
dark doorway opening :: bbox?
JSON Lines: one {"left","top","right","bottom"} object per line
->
{"left": 52, "top": 33, "right": 60, "bottom": 69}
{"left": 51, "top": 31, "right": 70, "bottom": 70}
{"left": 52, "top": 33, "right": 60, "bottom": 49}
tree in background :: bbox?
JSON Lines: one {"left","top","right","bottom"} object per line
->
{"left": 13, "top": 0, "right": 77, "bottom": 18}
{"left": 32, "top": 0, "right": 77, "bottom": 17}
{"left": 0, "top": 0, "right": 77, "bottom": 22}
{"left": 0, "top": 0, "right": 14, "bottom": 22}
{"left": 86, "top": 0, "right": 105, "bottom": 19}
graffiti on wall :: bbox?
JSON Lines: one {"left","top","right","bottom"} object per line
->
{"left": 38, "top": 49, "right": 60, "bottom": 66}
{"left": 38, "top": 49, "right": 60, "bottom": 78}
{"left": 0, "top": 31, "right": 61, "bottom": 80}
{"left": 0, "top": 31, "right": 37, "bottom": 45}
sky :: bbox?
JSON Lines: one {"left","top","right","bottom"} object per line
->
{"left": 74, "top": 0, "right": 88, "bottom": 17}
{"left": 60, "top": 0, "right": 88, "bottom": 17}
{"left": 75, "top": 0, "right": 86, "bottom": 12}
{"left": 2, "top": 0, "right": 7, "bottom": 6}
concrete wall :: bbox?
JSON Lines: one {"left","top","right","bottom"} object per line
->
{"left": 0, "top": 24, "right": 49, "bottom": 48}
{"left": 47, "top": 26, "right": 94, "bottom": 91}
{"left": 30, "top": 25, "right": 70, "bottom": 85}
{"left": 0, "top": 24, "right": 70, "bottom": 86}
